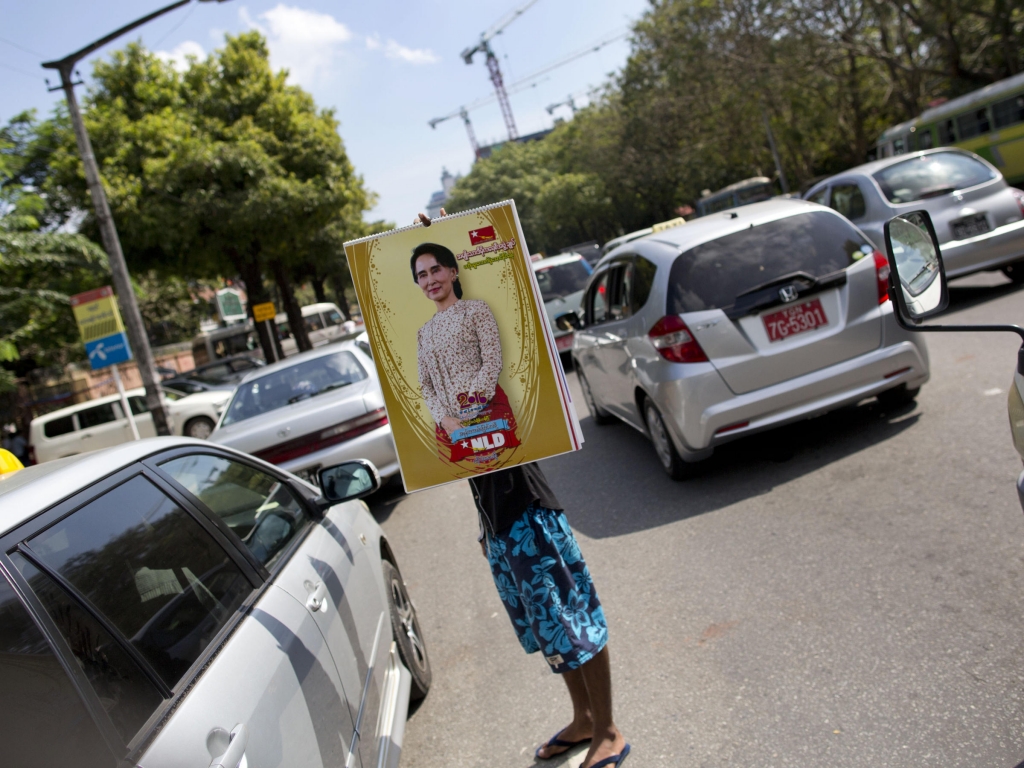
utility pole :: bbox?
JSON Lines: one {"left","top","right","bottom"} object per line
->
{"left": 42, "top": 0, "right": 232, "bottom": 436}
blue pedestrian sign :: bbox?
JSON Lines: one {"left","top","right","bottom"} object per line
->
{"left": 85, "top": 332, "right": 133, "bottom": 370}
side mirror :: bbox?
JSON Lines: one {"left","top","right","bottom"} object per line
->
{"left": 317, "top": 459, "right": 381, "bottom": 504}
{"left": 555, "top": 310, "right": 582, "bottom": 331}
{"left": 884, "top": 210, "right": 948, "bottom": 322}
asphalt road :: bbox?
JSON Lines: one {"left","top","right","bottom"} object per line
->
{"left": 371, "top": 271, "right": 1024, "bottom": 768}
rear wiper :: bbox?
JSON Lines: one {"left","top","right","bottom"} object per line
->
{"left": 311, "top": 381, "right": 352, "bottom": 397}
{"left": 917, "top": 185, "right": 956, "bottom": 199}
{"left": 733, "top": 271, "right": 818, "bottom": 301}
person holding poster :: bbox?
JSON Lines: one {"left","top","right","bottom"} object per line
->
{"left": 414, "top": 211, "right": 630, "bottom": 768}
{"left": 411, "top": 242, "right": 522, "bottom": 465}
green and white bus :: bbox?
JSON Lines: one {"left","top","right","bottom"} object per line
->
{"left": 876, "top": 72, "right": 1024, "bottom": 185}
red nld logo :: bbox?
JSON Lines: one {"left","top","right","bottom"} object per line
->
{"left": 468, "top": 226, "right": 497, "bottom": 245}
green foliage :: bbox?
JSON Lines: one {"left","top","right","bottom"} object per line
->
{"left": 449, "top": 0, "right": 1024, "bottom": 252}
{"left": 134, "top": 272, "right": 203, "bottom": 347}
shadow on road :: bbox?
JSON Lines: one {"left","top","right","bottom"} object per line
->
{"left": 543, "top": 397, "right": 920, "bottom": 539}
{"left": 942, "top": 271, "right": 1024, "bottom": 315}
{"left": 364, "top": 476, "right": 407, "bottom": 525}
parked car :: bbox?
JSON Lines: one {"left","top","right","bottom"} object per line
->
{"left": 276, "top": 303, "right": 358, "bottom": 357}
{"left": 532, "top": 253, "right": 593, "bottom": 355}
{"left": 210, "top": 341, "right": 400, "bottom": 485}
{"left": 192, "top": 321, "right": 262, "bottom": 366}
{"left": 28, "top": 388, "right": 231, "bottom": 462}
{"left": 0, "top": 437, "right": 429, "bottom": 768}
{"left": 163, "top": 354, "right": 265, "bottom": 395}
{"left": 572, "top": 198, "right": 931, "bottom": 479}
{"left": 803, "top": 148, "right": 1024, "bottom": 281}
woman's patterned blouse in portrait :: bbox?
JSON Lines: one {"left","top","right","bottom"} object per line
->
{"left": 417, "top": 299, "right": 502, "bottom": 424}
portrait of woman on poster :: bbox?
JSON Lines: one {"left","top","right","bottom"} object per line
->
{"left": 411, "top": 241, "right": 521, "bottom": 464}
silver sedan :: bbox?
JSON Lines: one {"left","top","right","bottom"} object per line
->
{"left": 0, "top": 437, "right": 430, "bottom": 767}
{"left": 211, "top": 341, "right": 399, "bottom": 484}
{"left": 804, "top": 148, "right": 1024, "bottom": 280}
{"left": 572, "top": 199, "right": 930, "bottom": 479}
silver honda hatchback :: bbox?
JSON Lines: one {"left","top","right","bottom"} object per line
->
{"left": 572, "top": 199, "right": 931, "bottom": 478}
{"left": 0, "top": 437, "right": 429, "bottom": 768}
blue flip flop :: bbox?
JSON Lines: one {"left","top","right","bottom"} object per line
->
{"left": 535, "top": 728, "right": 592, "bottom": 760}
{"left": 587, "top": 743, "right": 631, "bottom": 768}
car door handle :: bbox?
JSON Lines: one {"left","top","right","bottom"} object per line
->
{"left": 209, "top": 723, "right": 248, "bottom": 768}
{"left": 307, "top": 581, "right": 329, "bottom": 612}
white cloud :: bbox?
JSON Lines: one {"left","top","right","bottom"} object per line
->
{"left": 365, "top": 32, "right": 438, "bottom": 65}
{"left": 240, "top": 4, "right": 353, "bottom": 86}
{"left": 383, "top": 39, "right": 439, "bottom": 65}
{"left": 156, "top": 40, "right": 205, "bottom": 71}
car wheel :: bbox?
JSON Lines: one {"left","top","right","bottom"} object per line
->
{"left": 877, "top": 384, "right": 920, "bottom": 410}
{"left": 184, "top": 417, "right": 215, "bottom": 440}
{"left": 383, "top": 559, "right": 431, "bottom": 701}
{"left": 1003, "top": 260, "right": 1024, "bottom": 283}
{"left": 577, "top": 368, "right": 614, "bottom": 425}
{"left": 643, "top": 398, "right": 691, "bottom": 481}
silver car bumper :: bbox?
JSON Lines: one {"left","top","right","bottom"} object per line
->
{"left": 651, "top": 339, "right": 929, "bottom": 460}
{"left": 280, "top": 423, "right": 400, "bottom": 482}
{"left": 940, "top": 219, "right": 1024, "bottom": 277}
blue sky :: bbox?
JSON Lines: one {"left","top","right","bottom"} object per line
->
{"left": 0, "top": 0, "right": 648, "bottom": 227}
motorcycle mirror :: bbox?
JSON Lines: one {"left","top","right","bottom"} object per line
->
{"left": 883, "top": 210, "right": 949, "bottom": 322}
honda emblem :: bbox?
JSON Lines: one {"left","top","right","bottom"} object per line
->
{"left": 778, "top": 285, "right": 799, "bottom": 303}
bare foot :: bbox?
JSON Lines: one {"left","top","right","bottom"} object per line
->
{"left": 580, "top": 726, "right": 627, "bottom": 767}
{"left": 536, "top": 718, "right": 593, "bottom": 759}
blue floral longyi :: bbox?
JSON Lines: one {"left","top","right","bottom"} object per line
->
{"left": 485, "top": 503, "right": 608, "bottom": 673}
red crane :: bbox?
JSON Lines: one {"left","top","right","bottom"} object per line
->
{"left": 460, "top": 0, "right": 540, "bottom": 141}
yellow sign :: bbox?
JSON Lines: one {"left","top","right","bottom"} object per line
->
{"left": 344, "top": 200, "right": 583, "bottom": 493}
{"left": 651, "top": 217, "right": 687, "bottom": 233}
{"left": 252, "top": 302, "right": 277, "bottom": 323}
{"left": 0, "top": 448, "right": 23, "bottom": 475}
{"left": 69, "top": 286, "right": 125, "bottom": 343}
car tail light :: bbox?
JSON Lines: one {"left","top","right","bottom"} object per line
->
{"left": 255, "top": 408, "right": 388, "bottom": 465}
{"left": 1012, "top": 188, "right": 1024, "bottom": 218}
{"left": 648, "top": 316, "right": 708, "bottom": 363}
{"left": 27, "top": 445, "right": 36, "bottom": 465}
{"left": 872, "top": 251, "right": 890, "bottom": 305}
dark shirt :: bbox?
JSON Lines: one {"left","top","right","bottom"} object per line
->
{"left": 469, "top": 463, "right": 562, "bottom": 538}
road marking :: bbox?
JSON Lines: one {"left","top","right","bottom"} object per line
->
{"left": 984, "top": 388, "right": 1003, "bottom": 396}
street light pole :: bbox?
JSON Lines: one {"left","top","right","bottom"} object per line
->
{"left": 42, "top": 0, "right": 229, "bottom": 436}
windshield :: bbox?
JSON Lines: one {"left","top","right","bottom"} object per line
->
{"left": 872, "top": 151, "right": 997, "bottom": 204}
{"left": 222, "top": 351, "right": 366, "bottom": 425}
{"left": 535, "top": 259, "right": 592, "bottom": 302}
{"left": 667, "top": 211, "right": 870, "bottom": 314}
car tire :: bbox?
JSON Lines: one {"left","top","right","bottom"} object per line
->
{"left": 1003, "top": 260, "right": 1024, "bottom": 283}
{"left": 382, "top": 559, "right": 431, "bottom": 701}
{"left": 877, "top": 384, "right": 920, "bottom": 409}
{"left": 643, "top": 398, "right": 692, "bottom": 481}
{"left": 184, "top": 416, "right": 215, "bottom": 440}
{"left": 577, "top": 368, "right": 614, "bottom": 425}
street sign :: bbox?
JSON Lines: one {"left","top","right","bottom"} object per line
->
{"left": 252, "top": 301, "right": 276, "bottom": 323}
{"left": 70, "top": 286, "right": 134, "bottom": 371}
{"left": 70, "top": 285, "right": 140, "bottom": 440}
{"left": 216, "top": 287, "right": 247, "bottom": 324}
{"left": 85, "top": 332, "right": 132, "bottom": 368}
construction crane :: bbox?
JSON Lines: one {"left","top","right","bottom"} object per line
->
{"left": 546, "top": 95, "right": 577, "bottom": 116}
{"left": 429, "top": 107, "right": 481, "bottom": 158}
{"left": 460, "top": 0, "right": 540, "bottom": 141}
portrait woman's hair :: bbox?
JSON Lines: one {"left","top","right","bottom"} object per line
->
{"left": 410, "top": 242, "right": 463, "bottom": 299}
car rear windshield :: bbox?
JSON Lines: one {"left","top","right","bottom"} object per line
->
{"left": 534, "top": 259, "right": 593, "bottom": 302}
{"left": 222, "top": 350, "right": 366, "bottom": 425}
{"left": 872, "top": 151, "right": 997, "bottom": 204}
{"left": 666, "top": 211, "right": 871, "bottom": 315}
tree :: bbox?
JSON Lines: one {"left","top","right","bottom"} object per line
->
{"left": 1, "top": 112, "right": 109, "bottom": 392}
{"left": 46, "top": 33, "right": 375, "bottom": 360}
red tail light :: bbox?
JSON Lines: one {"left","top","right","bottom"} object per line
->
{"left": 873, "top": 251, "right": 890, "bottom": 305}
{"left": 648, "top": 316, "right": 708, "bottom": 363}
{"left": 255, "top": 408, "right": 388, "bottom": 465}
{"left": 28, "top": 445, "right": 36, "bottom": 465}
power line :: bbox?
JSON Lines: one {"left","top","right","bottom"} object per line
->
{"left": 0, "top": 60, "right": 45, "bottom": 82}
{"left": 0, "top": 36, "right": 46, "bottom": 59}
{"left": 152, "top": 2, "right": 197, "bottom": 50}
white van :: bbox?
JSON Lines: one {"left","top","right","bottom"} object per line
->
{"left": 275, "top": 302, "right": 355, "bottom": 357}
{"left": 28, "top": 388, "right": 229, "bottom": 463}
